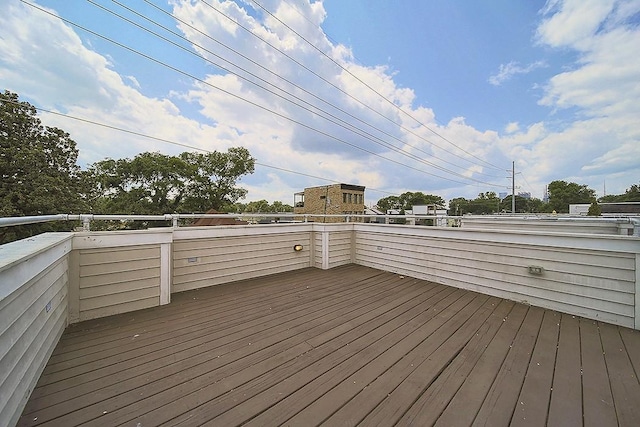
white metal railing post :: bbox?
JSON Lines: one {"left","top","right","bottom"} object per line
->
{"left": 82, "top": 216, "right": 91, "bottom": 232}
{"left": 166, "top": 214, "right": 178, "bottom": 228}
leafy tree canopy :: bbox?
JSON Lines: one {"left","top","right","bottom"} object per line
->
{"left": 599, "top": 183, "right": 640, "bottom": 203}
{"left": 546, "top": 180, "right": 596, "bottom": 213}
{"left": 1, "top": 90, "right": 86, "bottom": 243}
{"left": 233, "top": 200, "right": 293, "bottom": 213}
{"left": 376, "top": 191, "right": 445, "bottom": 212}
{"left": 87, "top": 148, "right": 255, "bottom": 215}
{"left": 448, "top": 193, "right": 545, "bottom": 215}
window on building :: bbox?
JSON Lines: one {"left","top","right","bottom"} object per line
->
{"left": 348, "top": 193, "right": 352, "bottom": 203}
{"left": 343, "top": 193, "right": 347, "bottom": 203}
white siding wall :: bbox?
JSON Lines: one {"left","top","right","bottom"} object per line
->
{"left": 172, "top": 225, "right": 312, "bottom": 292}
{"left": 70, "top": 230, "right": 172, "bottom": 322}
{"left": 354, "top": 224, "right": 639, "bottom": 328}
{"left": 309, "top": 224, "right": 353, "bottom": 269}
{"left": 0, "top": 233, "right": 72, "bottom": 427}
{"left": 313, "top": 230, "right": 324, "bottom": 269}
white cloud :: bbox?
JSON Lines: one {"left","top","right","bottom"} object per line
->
{"left": 536, "top": 0, "right": 617, "bottom": 49}
{"left": 505, "top": 122, "right": 520, "bottom": 134}
{"left": 534, "top": 0, "right": 640, "bottom": 193}
{"left": 125, "top": 75, "right": 141, "bottom": 89}
{"left": 1, "top": 0, "right": 638, "bottom": 206}
{"left": 488, "top": 61, "right": 547, "bottom": 86}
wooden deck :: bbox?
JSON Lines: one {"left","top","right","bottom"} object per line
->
{"left": 19, "top": 264, "right": 640, "bottom": 426}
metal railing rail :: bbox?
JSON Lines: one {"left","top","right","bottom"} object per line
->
{"left": 0, "top": 213, "right": 461, "bottom": 230}
{"left": 1, "top": 213, "right": 638, "bottom": 234}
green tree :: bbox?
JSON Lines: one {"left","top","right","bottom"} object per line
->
{"left": 376, "top": 191, "right": 445, "bottom": 212}
{"left": 270, "top": 201, "right": 293, "bottom": 212}
{"left": 87, "top": 148, "right": 255, "bottom": 217}
{"left": 375, "top": 195, "right": 401, "bottom": 212}
{"left": 448, "top": 197, "right": 468, "bottom": 215}
{"left": 599, "top": 183, "right": 640, "bottom": 202}
{"left": 546, "top": 180, "right": 596, "bottom": 213}
{"left": 244, "top": 200, "right": 270, "bottom": 213}
{"left": 587, "top": 201, "right": 601, "bottom": 216}
{"left": 1, "top": 91, "right": 86, "bottom": 243}
{"left": 179, "top": 148, "right": 254, "bottom": 212}
{"left": 499, "top": 195, "right": 532, "bottom": 213}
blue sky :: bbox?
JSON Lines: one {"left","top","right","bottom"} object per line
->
{"left": 1, "top": 0, "right": 639, "bottom": 207}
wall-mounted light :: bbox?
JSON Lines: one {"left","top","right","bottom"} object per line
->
{"left": 527, "top": 265, "right": 544, "bottom": 275}
{"left": 293, "top": 244, "right": 303, "bottom": 252}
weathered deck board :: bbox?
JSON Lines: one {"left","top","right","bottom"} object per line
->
{"left": 547, "top": 313, "right": 583, "bottom": 426}
{"left": 18, "top": 265, "right": 640, "bottom": 427}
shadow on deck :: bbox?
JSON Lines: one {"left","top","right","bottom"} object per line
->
{"left": 19, "top": 265, "right": 640, "bottom": 426}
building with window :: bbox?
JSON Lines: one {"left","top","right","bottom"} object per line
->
{"left": 294, "top": 183, "right": 365, "bottom": 222}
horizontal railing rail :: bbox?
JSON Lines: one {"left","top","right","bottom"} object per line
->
{"left": 1, "top": 213, "right": 638, "bottom": 234}
{"left": 0, "top": 213, "right": 463, "bottom": 230}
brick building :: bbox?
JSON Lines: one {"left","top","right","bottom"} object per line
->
{"left": 294, "top": 184, "right": 365, "bottom": 222}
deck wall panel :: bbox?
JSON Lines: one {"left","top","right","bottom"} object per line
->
{"left": 0, "top": 234, "right": 71, "bottom": 427}
{"left": 327, "top": 230, "right": 352, "bottom": 268}
{"left": 74, "top": 245, "right": 161, "bottom": 322}
{"left": 354, "top": 224, "right": 638, "bottom": 328}
{"left": 172, "top": 228, "right": 311, "bottom": 292}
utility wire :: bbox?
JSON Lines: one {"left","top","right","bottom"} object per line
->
{"left": 249, "top": 0, "right": 504, "bottom": 171}
{"left": 1, "top": 96, "right": 398, "bottom": 196}
{"left": 23, "top": 0, "right": 507, "bottom": 188}
{"left": 135, "top": 0, "right": 503, "bottom": 178}
{"left": 198, "top": 0, "right": 504, "bottom": 172}
{"left": 96, "top": 0, "right": 503, "bottom": 181}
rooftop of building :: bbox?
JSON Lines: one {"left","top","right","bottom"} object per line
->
{"left": 2, "top": 213, "right": 640, "bottom": 426}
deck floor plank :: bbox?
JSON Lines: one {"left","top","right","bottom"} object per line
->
{"left": 238, "top": 287, "right": 459, "bottom": 426}
{"left": 101, "top": 277, "right": 441, "bottom": 427}
{"left": 580, "top": 318, "right": 617, "bottom": 427}
{"left": 395, "top": 299, "right": 516, "bottom": 427}
{"left": 334, "top": 296, "right": 504, "bottom": 426}
{"left": 24, "top": 268, "right": 403, "bottom": 425}
{"left": 17, "top": 265, "right": 640, "bottom": 427}
{"left": 470, "top": 305, "right": 544, "bottom": 427}
{"left": 292, "top": 294, "right": 494, "bottom": 427}
{"left": 599, "top": 322, "right": 640, "bottom": 426}
{"left": 29, "top": 267, "right": 384, "bottom": 400}
{"left": 547, "top": 313, "right": 583, "bottom": 427}
{"left": 162, "top": 287, "right": 469, "bottom": 426}
{"left": 432, "top": 302, "right": 529, "bottom": 426}
{"left": 510, "top": 310, "right": 560, "bottom": 427}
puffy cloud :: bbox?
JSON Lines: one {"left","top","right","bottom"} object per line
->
{"left": 505, "top": 122, "right": 520, "bottom": 134}
{"left": 1, "top": 0, "right": 637, "bottom": 206}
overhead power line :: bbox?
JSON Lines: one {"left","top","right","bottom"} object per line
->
{"left": 1, "top": 97, "right": 398, "bottom": 196}
{"left": 23, "top": 0, "right": 508, "bottom": 189}
{"left": 197, "top": 0, "right": 504, "bottom": 172}
{"left": 250, "top": 0, "right": 504, "bottom": 171}
{"left": 92, "top": 0, "right": 503, "bottom": 181}
{"left": 132, "top": 0, "right": 504, "bottom": 179}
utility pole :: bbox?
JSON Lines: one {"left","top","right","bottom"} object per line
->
{"left": 512, "top": 161, "right": 516, "bottom": 213}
